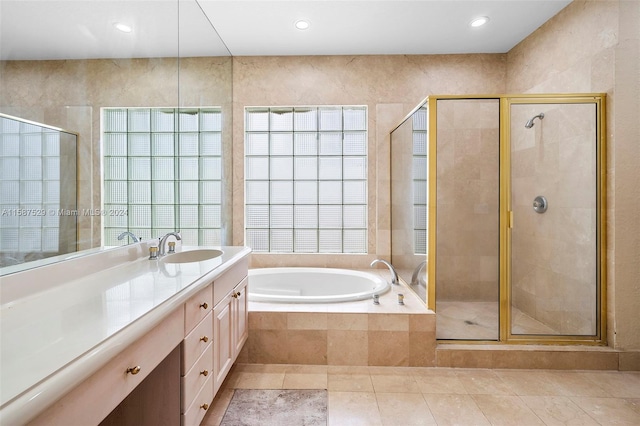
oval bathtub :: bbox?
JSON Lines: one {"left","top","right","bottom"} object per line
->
{"left": 248, "top": 267, "right": 390, "bottom": 303}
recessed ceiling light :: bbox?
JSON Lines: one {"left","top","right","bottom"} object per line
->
{"left": 295, "top": 20, "right": 310, "bottom": 30}
{"left": 114, "top": 22, "right": 133, "bottom": 33}
{"left": 470, "top": 16, "right": 490, "bottom": 27}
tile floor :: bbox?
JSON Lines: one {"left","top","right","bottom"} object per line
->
{"left": 202, "top": 363, "right": 640, "bottom": 425}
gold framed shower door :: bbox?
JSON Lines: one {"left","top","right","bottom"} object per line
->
{"left": 423, "top": 93, "right": 606, "bottom": 344}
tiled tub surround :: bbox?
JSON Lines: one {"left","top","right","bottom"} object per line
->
{"left": 0, "top": 243, "right": 250, "bottom": 424}
{"left": 242, "top": 269, "right": 436, "bottom": 367}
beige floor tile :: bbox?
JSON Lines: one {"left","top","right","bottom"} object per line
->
{"left": 224, "top": 364, "right": 640, "bottom": 426}
{"left": 328, "top": 373, "right": 374, "bottom": 392}
{"left": 328, "top": 391, "right": 383, "bottom": 426}
{"left": 376, "top": 392, "right": 436, "bottom": 425}
{"left": 455, "top": 369, "right": 516, "bottom": 395}
{"left": 494, "top": 370, "right": 567, "bottom": 396}
{"left": 627, "top": 398, "right": 640, "bottom": 415}
{"left": 231, "top": 372, "right": 285, "bottom": 389}
{"left": 580, "top": 371, "right": 640, "bottom": 398}
{"left": 423, "top": 393, "right": 490, "bottom": 426}
{"left": 369, "top": 366, "right": 415, "bottom": 375}
{"left": 544, "top": 371, "right": 609, "bottom": 397}
{"left": 520, "top": 396, "right": 599, "bottom": 425}
{"left": 201, "top": 387, "right": 234, "bottom": 426}
{"left": 328, "top": 365, "right": 372, "bottom": 375}
{"left": 233, "top": 363, "right": 288, "bottom": 373}
{"left": 472, "top": 395, "right": 545, "bottom": 425}
{"left": 570, "top": 396, "right": 640, "bottom": 425}
{"left": 282, "top": 373, "right": 328, "bottom": 389}
{"left": 285, "top": 364, "right": 328, "bottom": 374}
{"left": 413, "top": 370, "right": 467, "bottom": 394}
{"left": 371, "top": 374, "right": 421, "bottom": 393}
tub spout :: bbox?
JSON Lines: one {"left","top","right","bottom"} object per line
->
{"left": 411, "top": 260, "right": 427, "bottom": 287}
{"left": 370, "top": 259, "right": 399, "bottom": 285}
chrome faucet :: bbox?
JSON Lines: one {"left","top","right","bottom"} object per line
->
{"left": 117, "top": 231, "right": 140, "bottom": 243}
{"left": 370, "top": 259, "right": 399, "bottom": 285}
{"left": 411, "top": 260, "right": 427, "bottom": 287}
{"left": 158, "top": 232, "right": 181, "bottom": 256}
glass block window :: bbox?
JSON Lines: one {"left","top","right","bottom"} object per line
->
{"left": 245, "top": 106, "right": 367, "bottom": 253}
{"left": 413, "top": 107, "right": 428, "bottom": 255}
{"left": 0, "top": 116, "right": 64, "bottom": 256}
{"left": 102, "top": 107, "right": 223, "bottom": 246}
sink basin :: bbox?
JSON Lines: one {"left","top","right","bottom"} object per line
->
{"left": 161, "top": 249, "right": 223, "bottom": 263}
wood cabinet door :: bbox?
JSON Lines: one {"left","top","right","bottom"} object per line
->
{"left": 212, "top": 295, "right": 233, "bottom": 394}
{"left": 233, "top": 278, "right": 249, "bottom": 356}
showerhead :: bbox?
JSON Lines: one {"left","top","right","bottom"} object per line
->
{"left": 525, "top": 112, "right": 545, "bottom": 128}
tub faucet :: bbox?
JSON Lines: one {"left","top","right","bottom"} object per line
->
{"left": 158, "top": 232, "right": 181, "bottom": 256}
{"left": 411, "top": 260, "right": 427, "bottom": 287}
{"left": 370, "top": 259, "right": 399, "bottom": 285}
{"left": 117, "top": 231, "right": 140, "bottom": 243}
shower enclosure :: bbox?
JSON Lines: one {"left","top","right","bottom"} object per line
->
{"left": 391, "top": 94, "right": 606, "bottom": 344}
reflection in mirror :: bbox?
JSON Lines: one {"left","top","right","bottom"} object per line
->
{"left": 390, "top": 102, "right": 428, "bottom": 303}
{"left": 0, "top": 0, "right": 232, "bottom": 275}
{"left": 0, "top": 114, "right": 77, "bottom": 269}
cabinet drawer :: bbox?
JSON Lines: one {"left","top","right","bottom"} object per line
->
{"left": 181, "top": 374, "right": 213, "bottom": 426}
{"left": 28, "top": 307, "right": 184, "bottom": 426}
{"left": 181, "top": 310, "right": 213, "bottom": 374}
{"left": 184, "top": 285, "right": 213, "bottom": 334}
{"left": 213, "top": 255, "right": 248, "bottom": 306}
{"left": 181, "top": 343, "right": 213, "bottom": 412}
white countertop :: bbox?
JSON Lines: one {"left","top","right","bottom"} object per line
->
{"left": 0, "top": 244, "right": 251, "bottom": 425}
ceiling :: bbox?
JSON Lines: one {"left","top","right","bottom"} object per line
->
{"left": 0, "top": 0, "right": 572, "bottom": 60}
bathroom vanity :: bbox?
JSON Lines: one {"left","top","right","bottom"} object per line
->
{"left": 0, "top": 243, "right": 251, "bottom": 425}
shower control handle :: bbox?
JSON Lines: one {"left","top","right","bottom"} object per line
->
{"left": 533, "top": 196, "right": 548, "bottom": 213}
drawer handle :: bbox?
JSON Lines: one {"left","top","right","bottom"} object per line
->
{"left": 232, "top": 291, "right": 241, "bottom": 298}
{"left": 200, "top": 336, "right": 209, "bottom": 343}
{"left": 126, "top": 366, "right": 141, "bottom": 375}
{"left": 200, "top": 302, "right": 208, "bottom": 309}
{"left": 200, "top": 369, "right": 209, "bottom": 376}
{"left": 200, "top": 403, "right": 209, "bottom": 411}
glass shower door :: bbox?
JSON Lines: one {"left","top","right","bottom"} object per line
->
{"left": 509, "top": 101, "right": 600, "bottom": 337}
{"left": 434, "top": 98, "right": 500, "bottom": 340}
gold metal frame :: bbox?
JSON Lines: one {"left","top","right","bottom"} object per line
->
{"left": 423, "top": 94, "right": 607, "bottom": 345}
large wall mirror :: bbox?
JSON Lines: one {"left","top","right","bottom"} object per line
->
{"left": 0, "top": 0, "right": 232, "bottom": 275}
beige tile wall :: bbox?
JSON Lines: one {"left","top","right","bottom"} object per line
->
{"left": 231, "top": 54, "right": 507, "bottom": 269}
